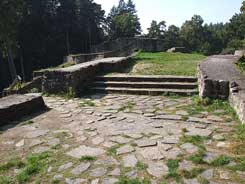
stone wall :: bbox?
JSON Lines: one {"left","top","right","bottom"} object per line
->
{"left": 42, "top": 56, "right": 134, "bottom": 95}
{"left": 64, "top": 42, "right": 136, "bottom": 64}
{"left": 198, "top": 55, "right": 245, "bottom": 124}
{"left": 92, "top": 37, "right": 165, "bottom": 53}
{"left": 0, "top": 94, "right": 46, "bottom": 124}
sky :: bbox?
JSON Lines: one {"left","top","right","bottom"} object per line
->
{"left": 94, "top": 0, "right": 243, "bottom": 33}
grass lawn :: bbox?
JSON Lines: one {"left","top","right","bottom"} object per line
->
{"left": 127, "top": 52, "right": 206, "bottom": 76}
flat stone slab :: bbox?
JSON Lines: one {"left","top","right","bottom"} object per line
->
{"left": 0, "top": 94, "right": 45, "bottom": 124}
{"left": 147, "top": 162, "right": 169, "bottom": 178}
{"left": 66, "top": 145, "right": 105, "bottom": 158}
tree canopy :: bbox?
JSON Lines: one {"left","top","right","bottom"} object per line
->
{"left": 106, "top": 0, "right": 141, "bottom": 39}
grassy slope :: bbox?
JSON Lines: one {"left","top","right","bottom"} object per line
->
{"left": 130, "top": 52, "right": 206, "bottom": 76}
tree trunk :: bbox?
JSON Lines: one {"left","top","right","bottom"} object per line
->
{"left": 66, "top": 29, "right": 70, "bottom": 55}
{"left": 5, "top": 41, "right": 17, "bottom": 82}
{"left": 20, "top": 48, "right": 25, "bottom": 82}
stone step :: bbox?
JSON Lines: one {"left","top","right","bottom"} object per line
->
{"left": 96, "top": 75, "right": 197, "bottom": 83}
{"left": 92, "top": 87, "right": 198, "bottom": 96}
{"left": 94, "top": 81, "right": 198, "bottom": 89}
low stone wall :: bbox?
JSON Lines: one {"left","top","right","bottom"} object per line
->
{"left": 3, "top": 77, "right": 42, "bottom": 96}
{"left": 65, "top": 41, "right": 136, "bottom": 64}
{"left": 42, "top": 56, "right": 134, "bottom": 95}
{"left": 198, "top": 55, "right": 245, "bottom": 124}
{"left": 0, "top": 94, "right": 46, "bottom": 124}
{"left": 92, "top": 37, "right": 165, "bottom": 53}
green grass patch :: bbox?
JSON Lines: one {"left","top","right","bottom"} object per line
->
{"left": 0, "top": 157, "right": 25, "bottom": 172}
{"left": 128, "top": 52, "right": 206, "bottom": 76}
{"left": 118, "top": 101, "right": 136, "bottom": 112}
{"left": 0, "top": 176, "right": 14, "bottom": 184}
{"left": 181, "top": 168, "right": 205, "bottom": 179}
{"left": 166, "top": 159, "right": 180, "bottom": 181}
{"left": 236, "top": 55, "right": 245, "bottom": 73}
{"left": 106, "top": 144, "right": 121, "bottom": 156}
{"left": 20, "top": 120, "right": 34, "bottom": 126}
{"left": 211, "top": 155, "right": 231, "bottom": 166}
{"left": 228, "top": 156, "right": 245, "bottom": 172}
{"left": 16, "top": 152, "right": 51, "bottom": 183}
{"left": 80, "top": 100, "right": 96, "bottom": 107}
{"left": 80, "top": 156, "right": 97, "bottom": 162}
{"left": 116, "top": 177, "right": 150, "bottom": 184}
{"left": 136, "top": 161, "right": 148, "bottom": 171}
{"left": 188, "top": 149, "right": 206, "bottom": 164}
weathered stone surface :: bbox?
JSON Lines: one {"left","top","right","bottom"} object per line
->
{"left": 89, "top": 167, "right": 107, "bottom": 177}
{"left": 153, "top": 115, "right": 182, "bottom": 121}
{"left": 122, "top": 154, "right": 138, "bottom": 167}
{"left": 110, "top": 136, "right": 131, "bottom": 144}
{"left": 108, "top": 168, "right": 120, "bottom": 176}
{"left": 16, "top": 139, "right": 25, "bottom": 147}
{"left": 161, "top": 135, "right": 179, "bottom": 144}
{"left": 71, "top": 163, "right": 90, "bottom": 175}
{"left": 135, "top": 140, "right": 157, "bottom": 147}
{"left": 66, "top": 145, "right": 105, "bottom": 158}
{"left": 203, "top": 152, "right": 219, "bottom": 164}
{"left": 200, "top": 169, "right": 214, "bottom": 180}
{"left": 26, "top": 130, "right": 49, "bottom": 139}
{"left": 116, "top": 145, "right": 135, "bottom": 155}
{"left": 139, "top": 147, "right": 164, "bottom": 160}
{"left": 65, "top": 178, "right": 87, "bottom": 184}
{"left": 102, "top": 178, "right": 119, "bottom": 184}
{"left": 185, "top": 127, "right": 212, "bottom": 137}
{"left": 178, "top": 160, "right": 195, "bottom": 171}
{"left": 180, "top": 143, "right": 199, "bottom": 154}
{"left": 92, "top": 136, "right": 105, "bottom": 145}
{"left": 183, "top": 178, "right": 200, "bottom": 184}
{"left": 147, "top": 162, "right": 168, "bottom": 178}
{"left": 0, "top": 94, "right": 45, "bottom": 124}
{"left": 58, "top": 162, "right": 73, "bottom": 172}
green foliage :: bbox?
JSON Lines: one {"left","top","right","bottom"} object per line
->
{"left": 80, "top": 156, "right": 97, "bottom": 162}
{"left": 181, "top": 168, "right": 205, "bottom": 179}
{"left": 20, "top": 120, "right": 34, "bottom": 126}
{"left": 188, "top": 149, "right": 206, "bottom": 164}
{"left": 118, "top": 101, "right": 135, "bottom": 112}
{"left": 237, "top": 55, "right": 245, "bottom": 72}
{"left": 107, "top": 0, "right": 141, "bottom": 39}
{"left": 229, "top": 157, "right": 245, "bottom": 171}
{"left": 129, "top": 52, "right": 205, "bottom": 76}
{"left": 181, "top": 136, "right": 206, "bottom": 149}
{"left": 80, "top": 100, "right": 96, "bottom": 107}
{"left": 116, "top": 177, "right": 150, "bottom": 184}
{"left": 16, "top": 152, "right": 50, "bottom": 183}
{"left": 166, "top": 159, "right": 180, "bottom": 180}
{"left": 147, "top": 20, "right": 166, "bottom": 39}
{"left": 0, "top": 176, "right": 14, "bottom": 184}
{"left": 211, "top": 155, "right": 231, "bottom": 166}
{"left": 0, "top": 158, "right": 25, "bottom": 172}
{"left": 107, "top": 144, "right": 121, "bottom": 156}
{"left": 136, "top": 161, "right": 148, "bottom": 171}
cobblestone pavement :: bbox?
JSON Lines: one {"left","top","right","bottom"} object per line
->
{"left": 0, "top": 94, "right": 244, "bottom": 184}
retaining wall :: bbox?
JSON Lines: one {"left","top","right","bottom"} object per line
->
{"left": 198, "top": 55, "right": 245, "bottom": 124}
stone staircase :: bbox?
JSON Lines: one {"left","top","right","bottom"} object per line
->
{"left": 92, "top": 75, "right": 199, "bottom": 96}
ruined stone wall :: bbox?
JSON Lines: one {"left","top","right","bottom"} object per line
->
{"left": 197, "top": 66, "right": 229, "bottom": 99}
{"left": 42, "top": 56, "right": 133, "bottom": 95}
{"left": 92, "top": 38, "right": 165, "bottom": 53}
{"left": 198, "top": 55, "right": 245, "bottom": 124}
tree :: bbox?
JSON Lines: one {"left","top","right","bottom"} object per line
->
{"left": 241, "top": 1, "right": 245, "bottom": 13}
{"left": 180, "top": 15, "right": 205, "bottom": 52}
{"left": 147, "top": 20, "right": 166, "bottom": 39}
{"left": 0, "top": 0, "right": 24, "bottom": 81}
{"left": 164, "top": 25, "right": 180, "bottom": 48}
{"left": 107, "top": 0, "right": 141, "bottom": 39}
